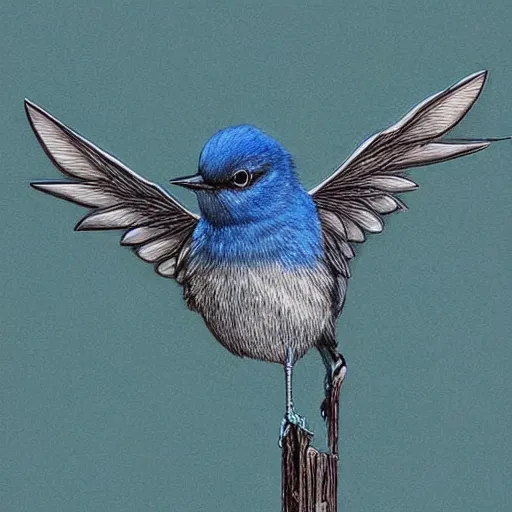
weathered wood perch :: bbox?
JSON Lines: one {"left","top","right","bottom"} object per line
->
{"left": 281, "top": 364, "right": 346, "bottom": 512}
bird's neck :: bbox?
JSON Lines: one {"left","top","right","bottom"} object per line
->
{"left": 190, "top": 194, "right": 324, "bottom": 269}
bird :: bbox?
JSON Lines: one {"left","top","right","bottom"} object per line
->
{"left": 26, "top": 71, "right": 501, "bottom": 443}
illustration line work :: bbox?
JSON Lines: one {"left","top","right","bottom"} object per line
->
{"left": 27, "top": 71, "right": 501, "bottom": 448}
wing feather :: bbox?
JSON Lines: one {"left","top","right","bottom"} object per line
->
{"left": 26, "top": 100, "right": 198, "bottom": 279}
{"left": 312, "top": 71, "right": 499, "bottom": 294}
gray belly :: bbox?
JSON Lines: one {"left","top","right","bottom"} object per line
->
{"left": 183, "top": 262, "right": 335, "bottom": 364}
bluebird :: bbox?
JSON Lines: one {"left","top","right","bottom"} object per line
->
{"left": 26, "top": 71, "right": 500, "bottom": 442}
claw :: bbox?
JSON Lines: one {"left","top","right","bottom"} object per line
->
{"left": 320, "top": 397, "right": 329, "bottom": 422}
{"left": 323, "top": 372, "right": 332, "bottom": 396}
{"left": 321, "top": 355, "right": 347, "bottom": 422}
{"left": 278, "top": 408, "right": 313, "bottom": 447}
{"left": 278, "top": 418, "right": 290, "bottom": 446}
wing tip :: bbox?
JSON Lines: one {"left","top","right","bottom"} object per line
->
{"left": 470, "top": 69, "right": 487, "bottom": 81}
{"left": 24, "top": 98, "right": 44, "bottom": 123}
{"left": 74, "top": 216, "right": 105, "bottom": 232}
{"left": 30, "top": 180, "right": 64, "bottom": 195}
{"left": 119, "top": 231, "right": 136, "bottom": 246}
{"left": 440, "top": 138, "right": 506, "bottom": 151}
{"left": 457, "top": 70, "right": 488, "bottom": 90}
{"left": 24, "top": 99, "right": 70, "bottom": 138}
{"left": 74, "top": 217, "right": 88, "bottom": 231}
{"left": 477, "top": 135, "right": 511, "bottom": 142}
{"left": 24, "top": 97, "right": 35, "bottom": 111}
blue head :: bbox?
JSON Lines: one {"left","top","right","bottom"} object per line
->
{"left": 170, "top": 125, "right": 323, "bottom": 267}
{"left": 172, "top": 124, "right": 300, "bottom": 225}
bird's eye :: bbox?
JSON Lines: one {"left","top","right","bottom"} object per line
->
{"left": 231, "top": 169, "right": 251, "bottom": 188}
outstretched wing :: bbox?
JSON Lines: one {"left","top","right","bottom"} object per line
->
{"left": 26, "top": 100, "right": 198, "bottom": 280}
{"left": 311, "top": 71, "right": 495, "bottom": 282}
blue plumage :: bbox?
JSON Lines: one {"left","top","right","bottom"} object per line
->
{"left": 191, "top": 125, "right": 324, "bottom": 269}
{"left": 199, "top": 124, "right": 291, "bottom": 180}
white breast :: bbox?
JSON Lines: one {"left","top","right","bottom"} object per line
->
{"left": 183, "top": 262, "right": 335, "bottom": 363}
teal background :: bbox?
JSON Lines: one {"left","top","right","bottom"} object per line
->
{"left": 1, "top": 1, "right": 511, "bottom": 510}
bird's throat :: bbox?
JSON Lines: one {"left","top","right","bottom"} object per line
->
{"left": 190, "top": 213, "right": 324, "bottom": 270}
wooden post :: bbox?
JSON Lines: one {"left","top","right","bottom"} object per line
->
{"left": 281, "top": 365, "right": 346, "bottom": 512}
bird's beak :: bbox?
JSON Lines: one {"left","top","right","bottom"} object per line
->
{"left": 169, "top": 173, "right": 215, "bottom": 190}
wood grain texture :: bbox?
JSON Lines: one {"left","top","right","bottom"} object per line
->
{"left": 281, "top": 365, "right": 346, "bottom": 512}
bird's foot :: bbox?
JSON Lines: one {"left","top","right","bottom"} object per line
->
{"left": 278, "top": 407, "right": 313, "bottom": 447}
{"left": 321, "top": 354, "right": 347, "bottom": 422}
{"left": 320, "top": 396, "right": 329, "bottom": 422}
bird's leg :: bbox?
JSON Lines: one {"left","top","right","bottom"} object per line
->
{"left": 318, "top": 344, "right": 347, "bottom": 422}
{"left": 278, "top": 347, "right": 312, "bottom": 446}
